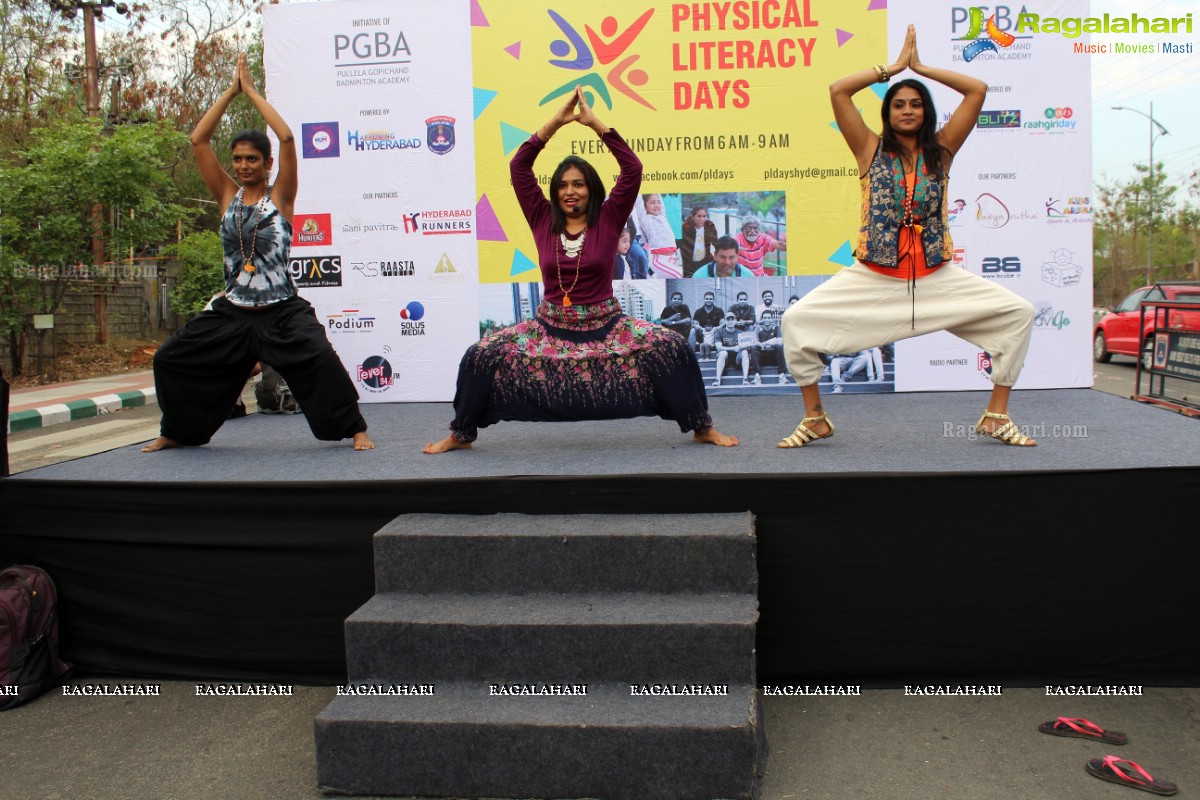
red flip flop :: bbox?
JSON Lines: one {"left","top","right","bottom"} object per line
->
{"left": 1039, "top": 716, "right": 1128, "bottom": 745}
{"left": 1086, "top": 756, "right": 1178, "bottom": 796}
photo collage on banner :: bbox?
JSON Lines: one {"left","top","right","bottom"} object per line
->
{"left": 890, "top": 0, "right": 1093, "bottom": 391}
{"left": 263, "top": 0, "right": 479, "bottom": 403}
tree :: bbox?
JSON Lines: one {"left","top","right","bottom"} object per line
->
{"left": 163, "top": 229, "right": 223, "bottom": 316}
{"left": 0, "top": 117, "right": 193, "bottom": 373}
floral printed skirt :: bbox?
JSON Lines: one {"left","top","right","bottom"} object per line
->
{"left": 449, "top": 298, "right": 712, "bottom": 442}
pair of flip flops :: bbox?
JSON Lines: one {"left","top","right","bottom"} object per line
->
{"left": 1038, "top": 717, "right": 1177, "bottom": 796}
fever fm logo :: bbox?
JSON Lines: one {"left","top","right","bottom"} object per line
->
{"left": 977, "top": 352, "right": 993, "bottom": 377}
{"left": 357, "top": 353, "right": 394, "bottom": 393}
{"left": 539, "top": 9, "right": 657, "bottom": 111}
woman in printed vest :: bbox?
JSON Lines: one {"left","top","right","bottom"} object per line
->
{"left": 778, "top": 24, "right": 1037, "bottom": 448}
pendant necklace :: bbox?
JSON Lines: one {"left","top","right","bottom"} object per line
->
{"left": 237, "top": 188, "right": 269, "bottom": 274}
{"left": 556, "top": 227, "right": 587, "bottom": 306}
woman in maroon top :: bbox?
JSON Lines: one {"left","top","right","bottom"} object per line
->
{"left": 424, "top": 88, "right": 736, "bottom": 453}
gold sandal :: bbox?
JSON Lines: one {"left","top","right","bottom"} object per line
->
{"left": 973, "top": 410, "right": 1036, "bottom": 447}
{"left": 776, "top": 413, "right": 835, "bottom": 448}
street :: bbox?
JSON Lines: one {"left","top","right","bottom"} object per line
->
{"left": 5, "top": 362, "right": 1154, "bottom": 476}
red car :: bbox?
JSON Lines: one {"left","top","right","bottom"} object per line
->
{"left": 1093, "top": 282, "right": 1200, "bottom": 367}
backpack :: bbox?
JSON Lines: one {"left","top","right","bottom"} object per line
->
{"left": 255, "top": 364, "right": 301, "bottom": 415}
{"left": 1, "top": 565, "right": 71, "bottom": 710}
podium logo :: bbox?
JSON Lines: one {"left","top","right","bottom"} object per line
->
{"left": 327, "top": 309, "right": 375, "bottom": 334}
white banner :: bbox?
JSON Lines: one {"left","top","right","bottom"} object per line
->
{"left": 263, "top": 0, "right": 478, "bottom": 402}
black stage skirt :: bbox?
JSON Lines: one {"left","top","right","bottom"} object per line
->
{"left": 448, "top": 298, "right": 712, "bottom": 442}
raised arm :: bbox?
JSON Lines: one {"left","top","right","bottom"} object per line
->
{"left": 237, "top": 53, "right": 297, "bottom": 222}
{"left": 830, "top": 24, "right": 914, "bottom": 173}
{"left": 189, "top": 62, "right": 243, "bottom": 211}
{"left": 910, "top": 31, "right": 987, "bottom": 157}
{"left": 576, "top": 91, "right": 642, "bottom": 224}
{"left": 509, "top": 89, "right": 589, "bottom": 229}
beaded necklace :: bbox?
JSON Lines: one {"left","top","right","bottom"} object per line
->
{"left": 236, "top": 187, "right": 270, "bottom": 274}
{"left": 555, "top": 227, "right": 587, "bottom": 307}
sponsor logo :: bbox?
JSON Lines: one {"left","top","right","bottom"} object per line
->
{"left": 346, "top": 129, "right": 422, "bottom": 152}
{"left": 952, "top": 6, "right": 1034, "bottom": 63}
{"left": 977, "top": 109, "right": 1021, "bottom": 129}
{"left": 327, "top": 309, "right": 375, "bottom": 333}
{"left": 357, "top": 354, "right": 395, "bottom": 393}
{"left": 948, "top": 198, "right": 969, "bottom": 226}
{"left": 288, "top": 255, "right": 342, "bottom": 288}
{"left": 975, "top": 193, "right": 1010, "bottom": 229}
{"left": 402, "top": 208, "right": 474, "bottom": 236}
{"left": 301, "top": 122, "right": 340, "bottom": 159}
{"left": 351, "top": 259, "right": 415, "bottom": 278}
{"left": 400, "top": 301, "right": 426, "bottom": 336}
{"left": 429, "top": 252, "right": 465, "bottom": 281}
{"left": 425, "top": 116, "right": 456, "bottom": 155}
{"left": 980, "top": 255, "right": 1022, "bottom": 279}
{"left": 953, "top": 247, "right": 967, "bottom": 266}
{"left": 1025, "top": 106, "right": 1078, "bottom": 132}
{"left": 1046, "top": 195, "right": 1092, "bottom": 222}
{"left": 1041, "top": 249, "right": 1083, "bottom": 288}
{"left": 1033, "top": 302, "right": 1072, "bottom": 331}
{"left": 332, "top": 23, "right": 412, "bottom": 88}
{"left": 977, "top": 351, "right": 993, "bottom": 377}
{"left": 294, "top": 213, "right": 333, "bottom": 247}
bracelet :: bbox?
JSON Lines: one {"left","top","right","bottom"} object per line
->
{"left": 873, "top": 64, "right": 890, "bottom": 83}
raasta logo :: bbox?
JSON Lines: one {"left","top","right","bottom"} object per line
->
{"left": 351, "top": 259, "right": 415, "bottom": 278}
{"left": 302, "top": 122, "right": 340, "bottom": 159}
{"left": 288, "top": 255, "right": 342, "bottom": 288}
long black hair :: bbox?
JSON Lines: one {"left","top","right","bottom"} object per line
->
{"left": 880, "top": 79, "right": 950, "bottom": 180}
{"left": 548, "top": 155, "right": 605, "bottom": 234}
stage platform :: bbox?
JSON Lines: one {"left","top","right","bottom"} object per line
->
{"left": 3, "top": 389, "right": 1198, "bottom": 687}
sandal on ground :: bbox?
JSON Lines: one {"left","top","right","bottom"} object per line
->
{"left": 1086, "top": 756, "right": 1177, "bottom": 796}
{"left": 1039, "top": 717, "right": 1127, "bottom": 745}
{"left": 776, "top": 413, "right": 834, "bottom": 448}
{"left": 973, "top": 410, "right": 1036, "bottom": 446}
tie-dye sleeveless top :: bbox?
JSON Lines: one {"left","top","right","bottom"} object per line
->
{"left": 221, "top": 186, "right": 296, "bottom": 307}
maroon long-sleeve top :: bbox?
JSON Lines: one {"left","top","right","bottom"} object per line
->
{"left": 509, "top": 129, "right": 642, "bottom": 306}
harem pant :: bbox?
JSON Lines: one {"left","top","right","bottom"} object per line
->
{"left": 782, "top": 263, "right": 1035, "bottom": 387}
{"left": 152, "top": 295, "right": 367, "bottom": 446}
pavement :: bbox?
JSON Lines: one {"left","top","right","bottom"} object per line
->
{"left": 6, "top": 370, "right": 157, "bottom": 434}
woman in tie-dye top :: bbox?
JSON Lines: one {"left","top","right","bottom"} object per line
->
{"left": 144, "top": 54, "right": 372, "bottom": 453}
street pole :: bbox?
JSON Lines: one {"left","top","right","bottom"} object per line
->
{"left": 1112, "top": 104, "right": 1168, "bottom": 287}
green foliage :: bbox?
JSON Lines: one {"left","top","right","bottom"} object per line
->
{"left": 164, "top": 231, "right": 225, "bottom": 316}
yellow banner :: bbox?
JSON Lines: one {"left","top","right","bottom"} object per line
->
{"left": 471, "top": 0, "right": 886, "bottom": 281}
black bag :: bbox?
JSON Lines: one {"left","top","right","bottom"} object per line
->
{"left": 1, "top": 565, "right": 71, "bottom": 710}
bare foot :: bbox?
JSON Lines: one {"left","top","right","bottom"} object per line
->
{"left": 353, "top": 431, "right": 375, "bottom": 451}
{"left": 694, "top": 428, "right": 739, "bottom": 447}
{"left": 422, "top": 435, "right": 472, "bottom": 454}
{"left": 141, "top": 436, "right": 184, "bottom": 453}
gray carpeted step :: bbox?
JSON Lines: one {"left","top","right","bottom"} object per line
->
{"left": 345, "top": 591, "right": 758, "bottom": 685}
{"left": 373, "top": 512, "right": 757, "bottom": 594}
{"left": 315, "top": 680, "right": 765, "bottom": 800}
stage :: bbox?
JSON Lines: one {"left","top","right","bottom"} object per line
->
{"left": 2, "top": 389, "right": 1198, "bottom": 687}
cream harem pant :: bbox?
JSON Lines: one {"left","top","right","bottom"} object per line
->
{"left": 781, "top": 263, "right": 1035, "bottom": 387}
